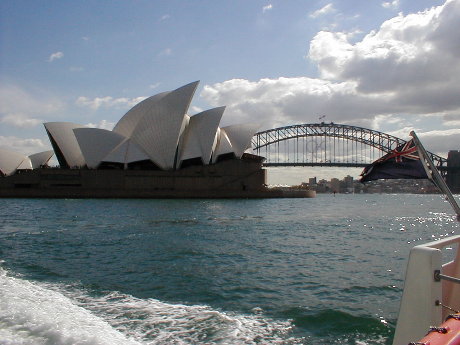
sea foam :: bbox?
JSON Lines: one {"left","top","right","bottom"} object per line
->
{"left": 0, "top": 267, "right": 141, "bottom": 345}
{"left": 0, "top": 267, "right": 296, "bottom": 344}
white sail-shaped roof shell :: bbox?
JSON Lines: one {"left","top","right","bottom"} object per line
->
{"left": 222, "top": 123, "right": 260, "bottom": 158}
{"left": 178, "top": 106, "right": 225, "bottom": 166}
{"left": 17, "top": 159, "right": 33, "bottom": 170}
{"left": 212, "top": 128, "right": 234, "bottom": 163}
{"left": 129, "top": 81, "right": 199, "bottom": 170}
{"left": 34, "top": 82, "right": 262, "bottom": 174}
{"left": 29, "top": 150, "right": 54, "bottom": 169}
{"left": 73, "top": 128, "right": 128, "bottom": 168}
{"left": 113, "top": 91, "right": 170, "bottom": 138}
{"left": 44, "top": 122, "right": 86, "bottom": 168}
{"left": 0, "top": 148, "right": 31, "bottom": 176}
{"left": 102, "top": 138, "right": 150, "bottom": 164}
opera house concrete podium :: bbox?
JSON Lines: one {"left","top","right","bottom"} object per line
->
{"left": 0, "top": 82, "right": 314, "bottom": 198}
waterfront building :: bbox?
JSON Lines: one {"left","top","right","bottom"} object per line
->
{"left": 1, "top": 81, "right": 259, "bottom": 176}
{"left": 0, "top": 82, "right": 315, "bottom": 198}
{"left": 0, "top": 149, "right": 54, "bottom": 176}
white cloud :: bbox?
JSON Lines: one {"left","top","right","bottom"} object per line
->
{"left": 189, "top": 105, "right": 203, "bottom": 114}
{"left": 308, "top": 0, "right": 460, "bottom": 95}
{"left": 201, "top": 0, "right": 460, "bottom": 156}
{"left": 309, "top": 3, "right": 336, "bottom": 18}
{"left": 202, "top": 77, "right": 388, "bottom": 128}
{"left": 262, "top": 4, "right": 273, "bottom": 13}
{"left": 160, "top": 14, "right": 170, "bottom": 21}
{"left": 0, "top": 136, "right": 47, "bottom": 155}
{"left": 382, "top": 0, "right": 400, "bottom": 10}
{"left": 419, "top": 128, "right": 460, "bottom": 137}
{"left": 48, "top": 51, "right": 64, "bottom": 62}
{"left": 371, "top": 114, "right": 406, "bottom": 131}
{"left": 85, "top": 119, "right": 116, "bottom": 130}
{"left": 444, "top": 114, "right": 460, "bottom": 126}
{"left": 0, "top": 84, "right": 64, "bottom": 127}
{"left": 76, "top": 96, "right": 146, "bottom": 110}
{"left": 416, "top": 128, "right": 460, "bottom": 156}
{"left": 1, "top": 113, "right": 42, "bottom": 128}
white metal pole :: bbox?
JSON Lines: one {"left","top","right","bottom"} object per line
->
{"left": 410, "top": 131, "right": 460, "bottom": 219}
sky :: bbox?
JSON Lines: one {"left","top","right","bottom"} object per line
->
{"left": 0, "top": 0, "right": 459, "bottom": 185}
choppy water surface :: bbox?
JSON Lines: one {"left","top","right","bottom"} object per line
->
{"left": 0, "top": 194, "right": 458, "bottom": 344}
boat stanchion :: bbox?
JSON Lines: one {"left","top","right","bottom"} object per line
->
{"left": 434, "top": 270, "right": 460, "bottom": 285}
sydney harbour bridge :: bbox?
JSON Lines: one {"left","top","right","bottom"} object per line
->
{"left": 251, "top": 123, "right": 459, "bottom": 190}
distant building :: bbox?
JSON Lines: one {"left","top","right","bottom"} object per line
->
{"left": 315, "top": 178, "right": 329, "bottom": 193}
{"left": 330, "top": 178, "right": 340, "bottom": 193}
{"left": 305, "top": 174, "right": 439, "bottom": 194}
{"left": 343, "top": 175, "right": 354, "bottom": 193}
{"left": 447, "top": 150, "right": 460, "bottom": 193}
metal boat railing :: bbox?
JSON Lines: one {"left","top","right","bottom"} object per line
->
{"left": 393, "top": 235, "right": 460, "bottom": 345}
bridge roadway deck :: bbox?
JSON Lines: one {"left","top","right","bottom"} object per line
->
{"left": 263, "top": 162, "right": 368, "bottom": 168}
{"left": 263, "top": 162, "right": 450, "bottom": 171}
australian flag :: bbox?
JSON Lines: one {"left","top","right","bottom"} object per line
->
{"left": 360, "top": 139, "right": 428, "bottom": 182}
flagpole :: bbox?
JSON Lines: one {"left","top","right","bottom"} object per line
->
{"left": 410, "top": 131, "right": 460, "bottom": 219}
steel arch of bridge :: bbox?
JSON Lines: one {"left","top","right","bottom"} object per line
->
{"left": 251, "top": 123, "right": 447, "bottom": 169}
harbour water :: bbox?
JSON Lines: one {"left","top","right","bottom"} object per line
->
{"left": 0, "top": 194, "right": 458, "bottom": 344}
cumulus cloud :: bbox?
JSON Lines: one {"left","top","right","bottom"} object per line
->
{"left": 309, "top": 3, "right": 336, "bottom": 18}
{"left": 309, "top": 1, "right": 460, "bottom": 95}
{"left": 203, "top": 77, "right": 364, "bottom": 127}
{"left": 0, "top": 84, "right": 64, "bottom": 128}
{"left": 189, "top": 105, "right": 203, "bottom": 114}
{"left": 202, "top": 76, "right": 413, "bottom": 130}
{"left": 76, "top": 96, "right": 147, "bottom": 110}
{"left": 1, "top": 114, "right": 42, "bottom": 128}
{"left": 0, "top": 136, "right": 47, "bottom": 155}
{"left": 201, "top": 0, "right": 460, "bottom": 156}
{"left": 48, "top": 51, "right": 64, "bottom": 62}
{"left": 444, "top": 114, "right": 460, "bottom": 126}
{"left": 415, "top": 128, "right": 460, "bottom": 155}
{"left": 85, "top": 119, "right": 116, "bottom": 130}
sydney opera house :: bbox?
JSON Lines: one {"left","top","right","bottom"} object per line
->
{"left": 0, "top": 81, "right": 314, "bottom": 198}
